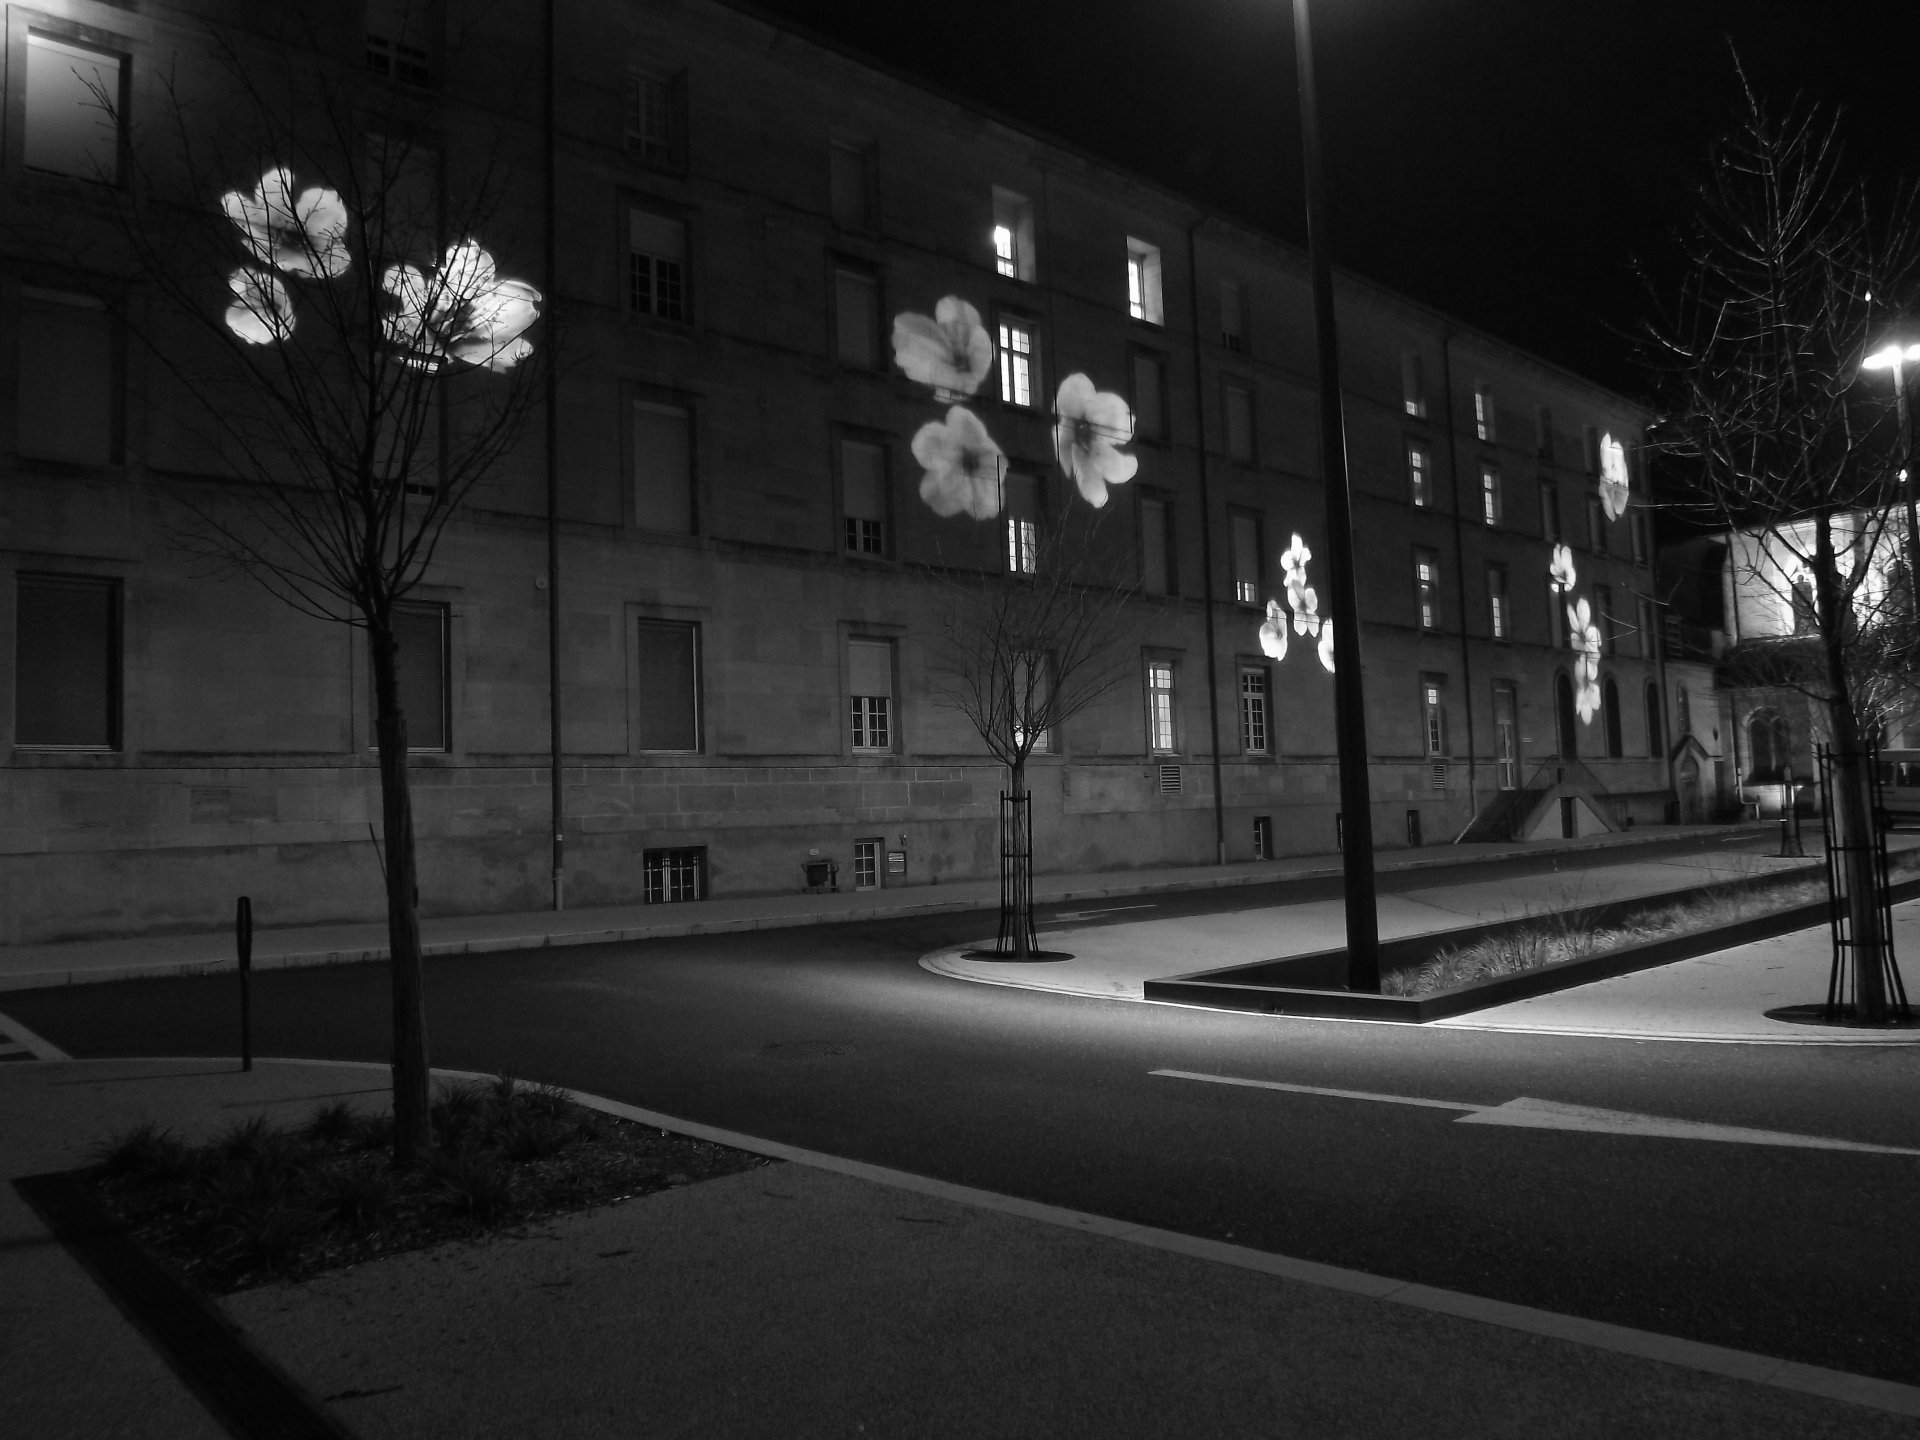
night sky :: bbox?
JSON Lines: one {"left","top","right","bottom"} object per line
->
{"left": 740, "top": 0, "right": 1916, "bottom": 400}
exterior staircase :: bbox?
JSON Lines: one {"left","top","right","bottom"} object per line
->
{"left": 1456, "top": 757, "right": 1616, "bottom": 842}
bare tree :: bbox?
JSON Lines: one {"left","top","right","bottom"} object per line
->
{"left": 22, "top": 17, "right": 548, "bottom": 1159}
{"left": 1643, "top": 67, "right": 1917, "bottom": 1021}
{"left": 928, "top": 510, "right": 1139, "bottom": 958}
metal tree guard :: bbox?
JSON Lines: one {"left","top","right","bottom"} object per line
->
{"left": 1815, "top": 744, "right": 1912, "bottom": 1021}
{"left": 995, "top": 790, "right": 1038, "bottom": 957}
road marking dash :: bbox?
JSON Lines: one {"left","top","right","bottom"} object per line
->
{"left": 1150, "top": 1068, "right": 1481, "bottom": 1111}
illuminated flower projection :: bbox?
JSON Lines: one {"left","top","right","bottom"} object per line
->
{"left": 1279, "top": 533, "right": 1320, "bottom": 635}
{"left": 892, "top": 296, "right": 994, "bottom": 400}
{"left": 1599, "top": 432, "right": 1630, "bottom": 522}
{"left": 911, "top": 405, "right": 1005, "bottom": 519}
{"left": 1317, "top": 614, "right": 1336, "bottom": 673}
{"left": 1053, "top": 373, "right": 1138, "bottom": 507}
{"left": 224, "top": 268, "right": 296, "bottom": 345}
{"left": 1567, "top": 597, "right": 1604, "bottom": 723}
{"left": 1548, "top": 543, "right": 1578, "bottom": 594}
{"left": 1259, "top": 599, "right": 1288, "bottom": 661}
{"left": 221, "top": 168, "right": 351, "bottom": 280}
{"left": 381, "top": 242, "right": 542, "bottom": 372}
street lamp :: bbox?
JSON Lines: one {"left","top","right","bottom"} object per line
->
{"left": 1861, "top": 340, "right": 1920, "bottom": 598}
{"left": 1291, "top": 0, "right": 1380, "bottom": 992}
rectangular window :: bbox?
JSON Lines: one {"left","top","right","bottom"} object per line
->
{"left": 1536, "top": 406, "right": 1555, "bottom": 461}
{"left": 1488, "top": 564, "right": 1509, "bottom": 640}
{"left": 1540, "top": 482, "right": 1561, "bottom": 542}
{"left": 1632, "top": 510, "right": 1649, "bottom": 565}
{"left": 1004, "top": 471, "right": 1039, "bottom": 574}
{"left": 840, "top": 437, "right": 887, "bottom": 555}
{"left": 1126, "top": 237, "right": 1164, "bottom": 324}
{"left": 1220, "top": 280, "right": 1247, "bottom": 353}
{"left": 1140, "top": 492, "right": 1174, "bottom": 597}
{"left": 389, "top": 602, "right": 449, "bottom": 753}
{"left": 1407, "top": 441, "right": 1431, "bottom": 508}
{"left": 998, "top": 317, "right": 1036, "bottom": 406}
{"left": 1402, "top": 351, "right": 1426, "bottom": 419}
{"left": 16, "top": 288, "right": 115, "bottom": 465}
{"left": 1230, "top": 510, "right": 1262, "bottom": 606}
{"left": 834, "top": 265, "right": 879, "bottom": 368}
{"left": 1549, "top": 578, "right": 1568, "bottom": 648}
{"left": 1145, "top": 659, "right": 1177, "bottom": 753}
{"left": 848, "top": 638, "right": 893, "bottom": 752}
{"left": 853, "top": 838, "right": 880, "bottom": 890}
{"left": 365, "top": 22, "right": 433, "bottom": 87}
{"left": 1480, "top": 464, "right": 1502, "bottom": 525}
{"left": 643, "top": 846, "right": 705, "bottom": 903}
{"left": 625, "top": 71, "right": 688, "bottom": 170}
{"left": 992, "top": 186, "right": 1035, "bottom": 281}
{"left": 635, "top": 620, "right": 700, "bottom": 752}
{"left": 1638, "top": 597, "right": 1657, "bottom": 659}
{"left": 1595, "top": 584, "right": 1615, "bottom": 654}
{"left": 1583, "top": 424, "right": 1600, "bottom": 474}
{"left": 628, "top": 207, "right": 687, "bottom": 321}
{"left": 1131, "top": 350, "right": 1166, "bottom": 441}
{"left": 1223, "top": 381, "right": 1255, "bottom": 463}
{"left": 1494, "top": 683, "right": 1519, "bottom": 790}
{"left": 830, "top": 142, "right": 874, "bottom": 231}
{"left": 1415, "top": 549, "right": 1440, "bottom": 631}
{"left": 25, "top": 33, "right": 124, "bottom": 183}
{"left": 1474, "top": 383, "right": 1495, "bottom": 442}
{"left": 14, "top": 574, "right": 119, "bottom": 749}
{"left": 1421, "top": 676, "right": 1449, "bottom": 758}
{"left": 631, "top": 399, "right": 694, "bottom": 534}
{"left": 1239, "top": 667, "right": 1269, "bottom": 755}
{"left": 1587, "top": 494, "right": 1605, "bottom": 553}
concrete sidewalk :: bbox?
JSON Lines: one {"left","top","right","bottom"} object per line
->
{"left": 7, "top": 1057, "right": 1919, "bottom": 1439}
{"left": 0, "top": 823, "right": 1764, "bottom": 991}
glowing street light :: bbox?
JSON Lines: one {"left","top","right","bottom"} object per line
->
{"left": 1862, "top": 340, "right": 1920, "bottom": 597}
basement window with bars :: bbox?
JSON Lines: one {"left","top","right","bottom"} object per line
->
{"left": 643, "top": 846, "right": 706, "bottom": 903}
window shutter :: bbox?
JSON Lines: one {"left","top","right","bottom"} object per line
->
{"left": 1231, "top": 514, "right": 1259, "bottom": 599}
{"left": 632, "top": 400, "right": 692, "bottom": 533}
{"left": 17, "top": 290, "right": 113, "bottom": 465}
{"left": 848, "top": 639, "right": 892, "bottom": 698}
{"left": 1140, "top": 497, "right": 1169, "bottom": 596}
{"left": 841, "top": 440, "right": 884, "bottom": 521}
{"left": 15, "top": 576, "right": 116, "bottom": 747}
{"left": 629, "top": 208, "right": 684, "bottom": 262}
{"left": 392, "top": 604, "right": 447, "bottom": 751}
{"left": 637, "top": 622, "right": 698, "bottom": 751}
{"left": 1132, "top": 353, "right": 1163, "bottom": 438}
{"left": 835, "top": 269, "right": 877, "bottom": 367}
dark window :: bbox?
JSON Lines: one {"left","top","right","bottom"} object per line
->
{"left": 17, "top": 288, "right": 115, "bottom": 465}
{"left": 626, "top": 72, "right": 688, "bottom": 170}
{"left": 389, "top": 602, "right": 449, "bottom": 752}
{"left": 1603, "top": 677, "right": 1623, "bottom": 758}
{"left": 14, "top": 574, "right": 119, "bottom": 748}
{"left": 1645, "top": 683, "right": 1664, "bottom": 757}
{"left": 1230, "top": 510, "right": 1262, "bottom": 606}
{"left": 1224, "top": 381, "right": 1255, "bottom": 463}
{"left": 631, "top": 399, "right": 694, "bottom": 534}
{"left": 628, "top": 208, "right": 687, "bottom": 322}
{"left": 840, "top": 438, "right": 887, "bottom": 555}
{"left": 831, "top": 143, "right": 875, "bottom": 231}
{"left": 1131, "top": 350, "right": 1167, "bottom": 441}
{"left": 1139, "top": 492, "right": 1175, "bottom": 596}
{"left": 644, "top": 846, "right": 706, "bottom": 902}
{"left": 636, "top": 621, "right": 700, "bottom": 752}
{"left": 834, "top": 266, "right": 880, "bottom": 368}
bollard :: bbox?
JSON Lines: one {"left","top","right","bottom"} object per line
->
{"left": 236, "top": 896, "right": 253, "bottom": 1073}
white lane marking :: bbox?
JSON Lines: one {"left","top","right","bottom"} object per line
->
{"left": 0, "top": 1008, "right": 71, "bottom": 1061}
{"left": 1154, "top": 1069, "right": 1920, "bottom": 1154}
{"left": 1150, "top": 1068, "right": 1481, "bottom": 1111}
{"left": 1050, "top": 904, "right": 1157, "bottom": 923}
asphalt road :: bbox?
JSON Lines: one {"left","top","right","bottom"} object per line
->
{"left": 7, "top": 839, "right": 1916, "bottom": 1385}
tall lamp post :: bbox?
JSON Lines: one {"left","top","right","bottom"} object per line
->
{"left": 1292, "top": 0, "right": 1380, "bottom": 991}
{"left": 1862, "top": 341, "right": 1920, "bottom": 592}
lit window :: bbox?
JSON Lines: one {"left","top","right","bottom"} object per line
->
{"left": 848, "top": 639, "right": 894, "bottom": 752}
{"left": 1402, "top": 352, "right": 1426, "bottom": 418}
{"left": 830, "top": 143, "right": 874, "bottom": 231}
{"left": 16, "top": 288, "right": 115, "bottom": 466}
{"left": 14, "top": 574, "right": 119, "bottom": 749}
{"left": 1407, "top": 442, "right": 1430, "bottom": 507}
{"left": 636, "top": 620, "right": 701, "bottom": 752}
{"left": 1240, "top": 667, "right": 1269, "bottom": 755}
{"left": 25, "top": 34, "right": 124, "bottom": 183}
{"left": 1231, "top": 511, "right": 1262, "bottom": 606}
{"left": 1220, "top": 280, "right": 1247, "bottom": 353}
{"left": 1422, "top": 678, "right": 1449, "bottom": 757}
{"left": 1004, "top": 471, "right": 1039, "bottom": 574}
{"left": 1488, "top": 564, "right": 1509, "bottom": 639}
{"left": 375, "top": 602, "right": 450, "bottom": 753}
{"left": 840, "top": 438, "right": 887, "bottom": 555}
{"left": 625, "top": 71, "right": 687, "bottom": 170}
{"left": 992, "top": 186, "right": 1035, "bottom": 281}
{"left": 1415, "top": 549, "right": 1440, "bottom": 630}
{"left": 1146, "top": 659, "right": 1177, "bottom": 753}
{"left": 1140, "top": 493, "right": 1174, "bottom": 597}
{"left": 1474, "top": 383, "right": 1495, "bottom": 442}
{"left": 1131, "top": 350, "right": 1166, "bottom": 440}
{"left": 835, "top": 266, "right": 879, "bottom": 368}
{"left": 1126, "top": 237, "right": 1163, "bottom": 324}
{"left": 628, "top": 208, "right": 687, "bottom": 321}
{"left": 1224, "top": 382, "right": 1254, "bottom": 463}
{"left": 998, "top": 317, "right": 1036, "bottom": 406}
{"left": 1481, "top": 464, "right": 1502, "bottom": 525}
{"left": 631, "top": 399, "right": 694, "bottom": 534}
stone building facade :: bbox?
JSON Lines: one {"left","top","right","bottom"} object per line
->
{"left": 0, "top": 0, "right": 1665, "bottom": 943}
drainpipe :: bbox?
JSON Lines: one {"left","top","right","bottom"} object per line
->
{"left": 1436, "top": 330, "right": 1479, "bottom": 836}
{"left": 1185, "top": 220, "right": 1227, "bottom": 865}
{"left": 545, "top": 0, "right": 566, "bottom": 909}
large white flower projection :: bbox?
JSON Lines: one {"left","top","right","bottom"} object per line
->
{"left": 382, "top": 242, "right": 542, "bottom": 372}
{"left": 1255, "top": 532, "right": 1335, "bottom": 673}
{"left": 224, "top": 268, "right": 295, "bottom": 345}
{"left": 892, "top": 296, "right": 994, "bottom": 401}
{"left": 221, "top": 168, "right": 351, "bottom": 279}
{"left": 1566, "top": 596, "right": 1604, "bottom": 722}
{"left": 1053, "top": 373, "right": 1138, "bottom": 508}
{"left": 1259, "top": 599, "right": 1288, "bottom": 661}
{"left": 1599, "top": 432, "right": 1630, "bottom": 522}
{"left": 1548, "top": 543, "right": 1578, "bottom": 595}
{"left": 911, "top": 405, "right": 1005, "bottom": 519}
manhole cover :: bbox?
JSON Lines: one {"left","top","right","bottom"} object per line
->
{"left": 759, "top": 1041, "right": 856, "bottom": 1059}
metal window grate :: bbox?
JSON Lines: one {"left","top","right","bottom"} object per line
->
{"left": 1159, "top": 764, "right": 1182, "bottom": 794}
{"left": 1429, "top": 762, "right": 1448, "bottom": 790}
{"left": 643, "top": 846, "right": 706, "bottom": 903}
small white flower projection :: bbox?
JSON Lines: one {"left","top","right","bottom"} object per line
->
{"left": 221, "top": 168, "right": 351, "bottom": 279}
{"left": 1052, "top": 373, "right": 1139, "bottom": 507}
{"left": 1549, "top": 543, "right": 1578, "bottom": 594}
{"left": 1316, "top": 615, "right": 1336, "bottom": 673}
{"left": 1259, "top": 599, "right": 1288, "bottom": 661}
{"left": 1598, "top": 433, "right": 1630, "bottom": 522}
{"left": 892, "top": 296, "right": 994, "bottom": 401}
{"left": 911, "top": 405, "right": 1005, "bottom": 519}
{"left": 224, "top": 268, "right": 296, "bottom": 345}
{"left": 382, "top": 241, "right": 542, "bottom": 372}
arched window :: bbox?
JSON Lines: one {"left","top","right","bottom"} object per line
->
{"left": 1745, "top": 710, "right": 1789, "bottom": 783}
{"left": 1554, "top": 671, "right": 1578, "bottom": 758}
{"left": 1645, "top": 683, "right": 1664, "bottom": 757}
{"left": 1603, "top": 676, "right": 1623, "bottom": 758}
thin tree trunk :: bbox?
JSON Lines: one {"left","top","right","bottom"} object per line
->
{"left": 368, "top": 615, "right": 434, "bottom": 1165}
{"left": 1007, "top": 759, "right": 1032, "bottom": 959}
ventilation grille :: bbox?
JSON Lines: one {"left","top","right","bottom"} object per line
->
{"left": 1429, "top": 762, "right": 1448, "bottom": 790}
{"left": 1159, "top": 764, "right": 1182, "bottom": 794}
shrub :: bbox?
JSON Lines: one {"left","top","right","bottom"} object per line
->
{"left": 432, "top": 1150, "right": 519, "bottom": 1223}
{"left": 91, "top": 1122, "right": 193, "bottom": 1184}
{"left": 304, "top": 1100, "right": 357, "bottom": 1144}
{"left": 319, "top": 1156, "right": 397, "bottom": 1236}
